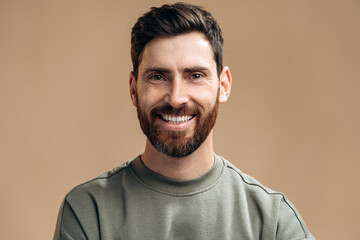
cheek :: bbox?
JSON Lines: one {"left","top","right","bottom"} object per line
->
{"left": 190, "top": 87, "right": 219, "bottom": 109}
{"left": 137, "top": 87, "right": 164, "bottom": 110}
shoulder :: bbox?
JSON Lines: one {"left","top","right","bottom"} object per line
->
{"left": 219, "top": 155, "right": 285, "bottom": 200}
{"left": 217, "top": 154, "right": 315, "bottom": 239}
{"left": 64, "top": 159, "right": 133, "bottom": 203}
{"left": 54, "top": 159, "right": 136, "bottom": 239}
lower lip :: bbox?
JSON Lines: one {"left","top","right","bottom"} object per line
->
{"left": 157, "top": 116, "right": 195, "bottom": 131}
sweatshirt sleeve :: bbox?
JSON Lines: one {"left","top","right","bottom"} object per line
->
{"left": 53, "top": 199, "right": 87, "bottom": 240}
{"left": 276, "top": 197, "right": 315, "bottom": 240}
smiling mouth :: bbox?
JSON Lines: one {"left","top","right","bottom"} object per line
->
{"left": 159, "top": 114, "right": 195, "bottom": 124}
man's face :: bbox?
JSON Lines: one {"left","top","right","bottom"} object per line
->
{"left": 130, "top": 32, "right": 228, "bottom": 158}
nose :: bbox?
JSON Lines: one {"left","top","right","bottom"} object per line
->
{"left": 165, "top": 77, "right": 190, "bottom": 108}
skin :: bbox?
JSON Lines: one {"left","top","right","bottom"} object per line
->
{"left": 129, "top": 32, "right": 232, "bottom": 180}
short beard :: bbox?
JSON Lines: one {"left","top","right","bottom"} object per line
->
{"left": 136, "top": 93, "right": 219, "bottom": 158}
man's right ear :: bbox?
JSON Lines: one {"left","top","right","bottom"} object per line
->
{"left": 129, "top": 71, "right": 137, "bottom": 107}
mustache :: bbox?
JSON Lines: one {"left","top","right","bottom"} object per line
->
{"left": 150, "top": 104, "right": 200, "bottom": 116}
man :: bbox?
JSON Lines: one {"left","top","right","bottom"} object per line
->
{"left": 54, "top": 3, "right": 315, "bottom": 240}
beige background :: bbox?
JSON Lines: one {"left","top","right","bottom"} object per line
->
{"left": 1, "top": 0, "right": 359, "bottom": 239}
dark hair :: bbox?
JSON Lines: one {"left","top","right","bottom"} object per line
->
{"left": 131, "top": 2, "right": 224, "bottom": 79}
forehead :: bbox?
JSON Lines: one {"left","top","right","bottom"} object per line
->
{"left": 139, "top": 32, "right": 216, "bottom": 71}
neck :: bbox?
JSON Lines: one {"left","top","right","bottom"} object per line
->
{"left": 141, "top": 131, "right": 215, "bottom": 180}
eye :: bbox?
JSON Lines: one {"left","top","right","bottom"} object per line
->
{"left": 190, "top": 73, "right": 203, "bottom": 80}
{"left": 149, "top": 75, "right": 164, "bottom": 81}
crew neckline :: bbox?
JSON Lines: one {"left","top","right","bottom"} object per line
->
{"left": 129, "top": 154, "right": 225, "bottom": 196}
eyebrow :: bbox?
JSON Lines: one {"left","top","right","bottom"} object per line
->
{"left": 142, "top": 66, "right": 211, "bottom": 77}
{"left": 183, "top": 66, "right": 211, "bottom": 74}
{"left": 142, "top": 68, "right": 171, "bottom": 78}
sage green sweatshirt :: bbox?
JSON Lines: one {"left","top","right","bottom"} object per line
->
{"left": 54, "top": 154, "right": 315, "bottom": 240}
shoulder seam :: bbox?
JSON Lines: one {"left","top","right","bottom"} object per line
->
{"left": 223, "top": 159, "right": 309, "bottom": 238}
{"left": 65, "top": 162, "right": 130, "bottom": 199}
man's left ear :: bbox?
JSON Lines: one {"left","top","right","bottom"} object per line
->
{"left": 219, "top": 66, "right": 232, "bottom": 103}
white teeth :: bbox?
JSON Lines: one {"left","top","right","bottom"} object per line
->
{"left": 161, "top": 115, "right": 193, "bottom": 124}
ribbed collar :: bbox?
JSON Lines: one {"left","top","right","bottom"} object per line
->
{"left": 129, "top": 153, "right": 225, "bottom": 196}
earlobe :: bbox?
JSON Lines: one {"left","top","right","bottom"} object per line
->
{"left": 219, "top": 66, "right": 232, "bottom": 104}
{"left": 129, "top": 71, "right": 137, "bottom": 106}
